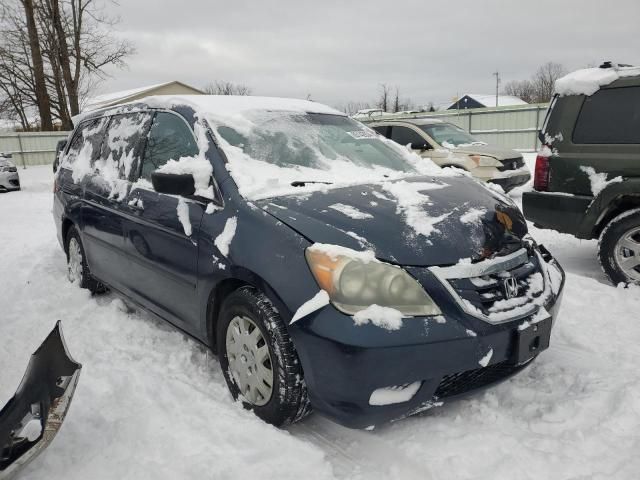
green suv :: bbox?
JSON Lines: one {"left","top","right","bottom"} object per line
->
{"left": 523, "top": 63, "right": 640, "bottom": 284}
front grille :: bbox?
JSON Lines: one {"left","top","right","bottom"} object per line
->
{"left": 434, "top": 361, "right": 525, "bottom": 398}
{"left": 446, "top": 251, "right": 544, "bottom": 320}
{"left": 498, "top": 157, "right": 525, "bottom": 171}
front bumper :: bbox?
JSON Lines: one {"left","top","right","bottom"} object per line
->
{"left": 0, "top": 172, "right": 20, "bottom": 191}
{"left": 292, "top": 250, "right": 565, "bottom": 429}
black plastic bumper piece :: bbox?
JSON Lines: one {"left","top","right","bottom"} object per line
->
{"left": 0, "top": 322, "right": 81, "bottom": 479}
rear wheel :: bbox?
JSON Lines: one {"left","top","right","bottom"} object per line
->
{"left": 65, "top": 227, "right": 106, "bottom": 294}
{"left": 217, "top": 286, "right": 311, "bottom": 426}
{"left": 598, "top": 209, "right": 640, "bottom": 285}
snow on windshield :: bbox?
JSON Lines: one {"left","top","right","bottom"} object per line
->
{"left": 144, "top": 95, "right": 453, "bottom": 200}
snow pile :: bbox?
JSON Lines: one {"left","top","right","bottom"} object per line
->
{"left": 290, "top": 290, "right": 330, "bottom": 324}
{"left": 176, "top": 198, "right": 191, "bottom": 236}
{"left": 369, "top": 382, "right": 422, "bottom": 406}
{"left": 460, "top": 207, "right": 486, "bottom": 225}
{"left": 328, "top": 203, "right": 373, "bottom": 220}
{"left": 580, "top": 166, "right": 623, "bottom": 196}
{"left": 478, "top": 348, "right": 493, "bottom": 367}
{"left": 214, "top": 217, "right": 238, "bottom": 257}
{"left": 555, "top": 65, "right": 640, "bottom": 96}
{"left": 352, "top": 304, "right": 404, "bottom": 330}
{"left": 155, "top": 121, "right": 214, "bottom": 199}
{"left": 307, "top": 243, "right": 377, "bottom": 263}
{"left": 381, "top": 181, "right": 450, "bottom": 238}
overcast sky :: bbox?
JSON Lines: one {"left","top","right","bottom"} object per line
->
{"left": 99, "top": 0, "right": 639, "bottom": 109}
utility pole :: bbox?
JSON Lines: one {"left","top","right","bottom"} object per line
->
{"left": 493, "top": 71, "right": 500, "bottom": 107}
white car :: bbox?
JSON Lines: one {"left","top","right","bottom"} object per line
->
{"left": 0, "top": 154, "right": 20, "bottom": 192}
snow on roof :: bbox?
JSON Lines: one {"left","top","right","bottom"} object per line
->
{"left": 143, "top": 94, "right": 345, "bottom": 117}
{"left": 555, "top": 65, "right": 640, "bottom": 96}
{"left": 84, "top": 81, "right": 203, "bottom": 111}
{"left": 451, "top": 94, "right": 527, "bottom": 109}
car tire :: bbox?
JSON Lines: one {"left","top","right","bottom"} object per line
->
{"left": 598, "top": 208, "right": 640, "bottom": 285}
{"left": 217, "top": 286, "right": 311, "bottom": 426}
{"left": 65, "top": 226, "right": 106, "bottom": 294}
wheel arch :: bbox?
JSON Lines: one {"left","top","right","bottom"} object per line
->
{"left": 592, "top": 194, "right": 640, "bottom": 238}
{"left": 205, "top": 269, "right": 292, "bottom": 352}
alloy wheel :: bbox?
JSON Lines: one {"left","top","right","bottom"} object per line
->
{"left": 614, "top": 226, "right": 640, "bottom": 282}
{"left": 67, "top": 238, "right": 83, "bottom": 284}
{"left": 225, "top": 315, "right": 274, "bottom": 406}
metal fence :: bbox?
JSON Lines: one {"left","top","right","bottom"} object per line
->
{"left": 0, "top": 131, "right": 70, "bottom": 167}
{"left": 360, "top": 103, "right": 550, "bottom": 151}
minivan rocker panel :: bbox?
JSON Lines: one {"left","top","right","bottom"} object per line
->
{"left": 53, "top": 96, "right": 564, "bottom": 429}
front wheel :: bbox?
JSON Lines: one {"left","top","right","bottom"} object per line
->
{"left": 598, "top": 209, "right": 640, "bottom": 285}
{"left": 217, "top": 286, "right": 311, "bottom": 426}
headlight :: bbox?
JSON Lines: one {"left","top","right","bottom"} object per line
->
{"left": 469, "top": 155, "right": 501, "bottom": 167}
{"left": 305, "top": 244, "right": 441, "bottom": 316}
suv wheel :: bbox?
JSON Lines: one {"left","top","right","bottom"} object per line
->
{"left": 598, "top": 209, "right": 640, "bottom": 285}
{"left": 65, "top": 227, "right": 106, "bottom": 294}
{"left": 217, "top": 286, "right": 311, "bottom": 426}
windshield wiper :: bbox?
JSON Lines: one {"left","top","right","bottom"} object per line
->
{"left": 290, "top": 180, "right": 333, "bottom": 187}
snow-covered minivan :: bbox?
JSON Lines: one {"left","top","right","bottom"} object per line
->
{"left": 53, "top": 96, "right": 564, "bottom": 428}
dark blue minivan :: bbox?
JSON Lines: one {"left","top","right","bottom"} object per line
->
{"left": 53, "top": 96, "right": 565, "bottom": 428}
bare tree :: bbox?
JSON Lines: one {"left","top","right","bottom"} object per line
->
{"left": 377, "top": 83, "right": 390, "bottom": 112}
{"left": 503, "top": 79, "right": 536, "bottom": 103}
{"left": 0, "top": 0, "right": 133, "bottom": 130}
{"left": 532, "top": 62, "right": 565, "bottom": 103}
{"left": 20, "top": 0, "right": 53, "bottom": 129}
{"left": 503, "top": 62, "right": 566, "bottom": 104}
{"left": 202, "top": 80, "right": 252, "bottom": 96}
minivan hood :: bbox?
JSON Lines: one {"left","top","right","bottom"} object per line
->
{"left": 257, "top": 176, "right": 527, "bottom": 266}
{"left": 449, "top": 144, "right": 522, "bottom": 161}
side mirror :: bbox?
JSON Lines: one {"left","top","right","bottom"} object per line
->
{"left": 151, "top": 172, "right": 195, "bottom": 196}
{"left": 410, "top": 142, "right": 430, "bottom": 151}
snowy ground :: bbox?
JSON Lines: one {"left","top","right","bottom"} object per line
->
{"left": 1, "top": 160, "right": 639, "bottom": 479}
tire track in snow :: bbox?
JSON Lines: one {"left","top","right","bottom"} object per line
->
{"left": 290, "top": 415, "right": 436, "bottom": 480}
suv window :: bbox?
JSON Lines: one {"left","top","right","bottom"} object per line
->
{"left": 390, "top": 126, "right": 430, "bottom": 149}
{"left": 573, "top": 86, "right": 640, "bottom": 144}
{"left": 100, "top": 112, "right": 153, "bottom": 179}
{"left": 64, "top": 117, "right": 108, "bottom": 165}
{"left": 372, "top": 125, "right": 390, "bottom": 137}
{"left": 141, "top": 112, "right": 199, "bottom": 180}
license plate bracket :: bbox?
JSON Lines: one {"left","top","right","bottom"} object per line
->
{"left": 512, "top": 314, "right": 552, "bottom": 364}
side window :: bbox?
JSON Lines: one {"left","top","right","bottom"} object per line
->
{"left": 573, "top": 86, "right": 640, "bottom": 144}
{"left": 372, "top": 125, "right": 390, "bottom": 137}
{"left": 141, "top": 112, "right": 199, "bottom": 181}
{"left": 390, "top": 126, "right": 430, "bottom": 149}
{"left": 63, "top": 117, "right": 108, "bottom": 166}
{"left": 100, "top": 112, "right": 153, "bottom": 180}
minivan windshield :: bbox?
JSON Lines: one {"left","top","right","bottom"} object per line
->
{"left": 420, "top": 123, "right": 482, "bottom": 147}
{"left": 212, "top": 112, "right": 430, "bottom": 199}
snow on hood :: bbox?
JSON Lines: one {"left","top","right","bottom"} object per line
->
{"left": 258, "top": 175, "right": 527, "bottom": 266}
{"left": 143, "top": 95, "right": 456, "bottom": 201}
{"left": 555, "top": 65, "right": 640, "bottom": 96}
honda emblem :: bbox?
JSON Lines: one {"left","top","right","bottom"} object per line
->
{"left": 502, "top": 276, "right": 519, "bottom": 299}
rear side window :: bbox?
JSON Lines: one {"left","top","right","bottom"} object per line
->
{"left": 573, "top": 86, "right": 640, "bottom": 144}
{"left": 390, "top": 126, "right": 428, "bottom": 148}
{"left": 140, "top": 112, "right": 199, "bottom": 180}
{"left": 99, "top": 112, "right": 153, "bottom": 180}
{"left": 372, "top": 125, "right": 390, "bottom": 137}
{"left": 63, "top": 117, "right": 108, "bottom": 166}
